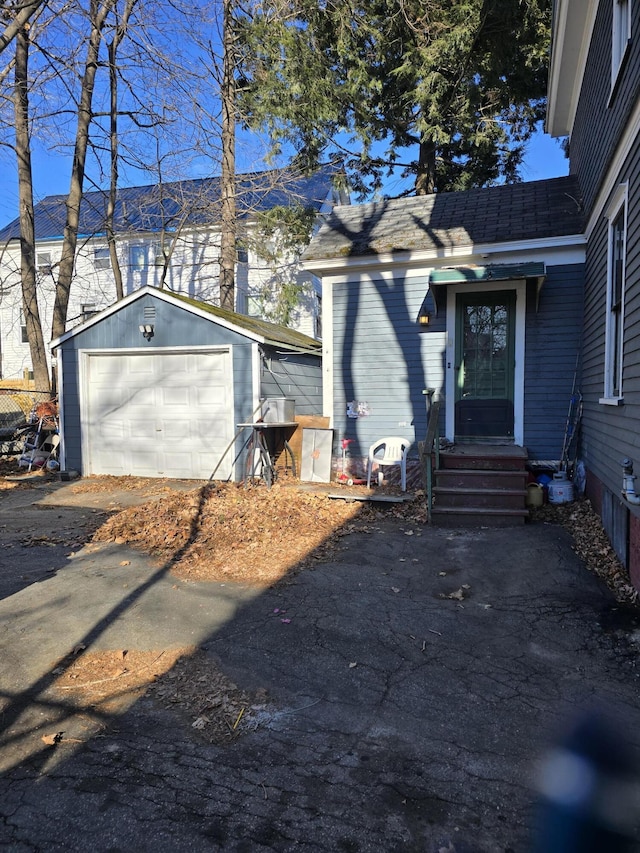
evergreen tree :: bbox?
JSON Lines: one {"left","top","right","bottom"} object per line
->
{"left": 236, "top": 0, "right": 551, "bottom": 196}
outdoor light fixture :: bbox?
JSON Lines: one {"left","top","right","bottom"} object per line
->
{"left": 139, "top": 323, "right": 154, "bottom": 341}
{"left": 418, "top": 310, "right": 431, "bottom": 326}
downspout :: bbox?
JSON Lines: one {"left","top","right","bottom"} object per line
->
{"left": 621, "top": 459, "right": 640, "bottom": 505}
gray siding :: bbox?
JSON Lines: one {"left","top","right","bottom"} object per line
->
{"left": 260, "top": 348, "right": 322, "bottom": 416}
{"left": 332, "top": 274, "right": 443, "bottom": 459}
{"left": 58, "top": 347, "right": 82, "bottom": 470}
{"left": 523, "top": 264, "right": 584, "bottom": 460}
{"left": 580, "top": 140, "right": 640, "bottom": 515}
{"left": 570, "top": 1, "right": 640, "bottom": 215}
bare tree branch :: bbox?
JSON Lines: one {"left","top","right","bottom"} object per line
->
{"left": 0, "top": 0, "right": 46, "bottom": 56}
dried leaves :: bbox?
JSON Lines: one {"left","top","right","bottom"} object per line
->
{"left": 440, "top": 584, "right": 471, "bottom": 601}
{"left": 50, "top": 647, "right": 187, "bottom": 713}
{"left": 92, "top": 482, "right": 372, "bottom": 586}
{"left": 41, "top": 731, "right": 64, "bottom": 746}
{"left": 532, "top": 499, "right": 639, "bottom": 605}
{"left": 48, "top": 646, "right": 263, "bottom": 743}
{"left": 146, "top": 649, "right": 269, "bottom": 744}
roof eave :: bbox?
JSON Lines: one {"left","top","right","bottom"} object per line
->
{"left": 546, "top": 0, "right": 599, "bottom": 137}
{"left": 262, "top": 338, "right": 321, "bottom": 355}
{"left": 302, "top": 233, "right": 587, "bottom": 277}
{"left": 52, "top": 286, "right": 320, "bottom": 353}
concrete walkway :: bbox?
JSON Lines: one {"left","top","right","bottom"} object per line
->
{"left": 0, "top": 480, "right": 640, "bottom": 851}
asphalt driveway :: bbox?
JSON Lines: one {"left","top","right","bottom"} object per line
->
{"left": 1, "top": 478, "right": 640, "bottom": 852}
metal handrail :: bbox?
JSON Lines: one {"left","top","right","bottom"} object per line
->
{"left": 419, "top": 399, "right": 441, "bottom": 522}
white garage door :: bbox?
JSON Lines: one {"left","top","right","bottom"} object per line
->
{"left": 84, "top": 350, "right": 234, "bottom": 479}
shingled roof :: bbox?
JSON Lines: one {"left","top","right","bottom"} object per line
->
{"left": 170, "top": 291, "right": 322, "bottom": 352}
{"left": 53, "top": 285, "right": 322, "bottom": 354}
{"left": 0, "top": 164, "right": 341, "bottom": 243}
{"left": 303, "top": 175, "right": 584, "bottom": 262}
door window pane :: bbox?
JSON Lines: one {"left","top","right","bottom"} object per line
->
{"left": 462, "top": 302, "right": 509, "bottom": 398}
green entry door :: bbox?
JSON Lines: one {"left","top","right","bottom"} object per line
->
{"left": 455, "top": 290, "right": 515, "bottom": 440}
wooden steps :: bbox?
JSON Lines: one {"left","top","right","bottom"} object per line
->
{"left": 431, "top": 444, "right": 529, "bottom": 527}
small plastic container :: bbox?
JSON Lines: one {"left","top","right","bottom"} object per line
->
{"left": 526, "top": 482, "right": 544, "bottom": 507}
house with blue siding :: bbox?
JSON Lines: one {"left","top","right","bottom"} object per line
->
{"left": 302, "top": 178, "right": 585, "bottom": 476}
{"left": 52, "top": 286, "right": 322, "bottom": 481}
{"left": 303, "top": 0, "right": 640, "bottom": 584}
{"left": 546, "top": 0, "right": 640, "bottom": 587}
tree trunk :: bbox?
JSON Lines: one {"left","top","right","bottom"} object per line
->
{"left": 158, "top": 231, "right": 178, "bottom": 288}
{"left": 106, "top": 38, "right": 123, "bottom": 300}
{"left": 219, "top": 0, "right": 236, "bottom": 312}
{"left": 105, "top": 0, "right": 136, "bottom": 301}
{"left": 14, "top": 23, "right": 50, "bottom": 393}
{"left": 0, "top": 0, "right": 45, "bottom": 56}
{"left": 51, "top": 0, "right": 115, "bottom": 342}
{"left": 415, "top": 138, "right": 436, "bottom": 195}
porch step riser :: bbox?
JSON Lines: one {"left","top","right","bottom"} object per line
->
{"left": 435, "top": 470, "right": 528, "bottom": 490}
{"left": 429, "top": 444, "right": 529, "bottom": 527}
{"left": 431, "top": 508, "right": 527, "bottom": 527}
{"left": 434, "top": 489, "right": 528, "bottom": 510}
{"left": 438, "top": 455, "right": 526, "bottom": 472}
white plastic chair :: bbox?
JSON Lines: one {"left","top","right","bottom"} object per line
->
{"left": 366, "top": 437, "right": 411, "bottom": 491}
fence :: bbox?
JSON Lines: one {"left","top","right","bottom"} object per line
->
{"left": 0, "top": 388, "right": 56, "bottom": 456}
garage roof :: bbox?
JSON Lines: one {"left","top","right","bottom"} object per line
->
{"left": 170, "top": 292, "right": 322, "bottom": 352}
{"left": 52, "top": 286, "right": 322, "bottom": 354}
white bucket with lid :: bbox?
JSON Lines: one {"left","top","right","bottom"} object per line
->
{"left": 548, "top": 471, "right": 574, "bottom": 504}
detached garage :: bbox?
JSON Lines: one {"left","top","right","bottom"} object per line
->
{"left": 53, "top": 287, "right": 322, "bottom": 480}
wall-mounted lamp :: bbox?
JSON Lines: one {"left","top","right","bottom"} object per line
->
{"left": 139, "top": 323, "right": 154, "bottom": 341}
{"left": 418, "top": 310, "right": 431, "bottom": 327}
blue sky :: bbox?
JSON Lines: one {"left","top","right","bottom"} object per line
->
{"left": 516, "top": 131, "right": 569, "bottom": 184}
{"left": 0, "top": 128, "right": 569, "bottom": 230}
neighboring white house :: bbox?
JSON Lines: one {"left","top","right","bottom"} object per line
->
{"left": 0, "top": 165, "right": 346, "bottom": 380}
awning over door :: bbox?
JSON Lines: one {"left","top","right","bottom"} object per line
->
{"left": 428, "top": 262, "right": 546, "bottom": 314}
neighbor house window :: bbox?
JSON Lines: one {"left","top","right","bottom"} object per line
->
{"left": 315, "top": 294, "right": 322, "bottom": 339}
{"left": 130, "top": 245, "right": 148, "bottom": 272}
{"left": 37, "top": 252, "right": 52, "bottom": 274}
{"left": 94, "top": 247, "right": 111, "bottom": 270}
{"left": 603, "top": 185, "right": 628, "bottom": 402}
{"left": 154, "top": 244, "right": 168, "bottom": 267}
{"left": 246, "top": 295, "right": 261, "bottom": 316}
{"left": 81, "top": 303, "right": 98, "bottom": 321}
{"left": 612, "top": 0, "right": 631, "bottom": 86}
{"left": 20, "top": 309, "right": 28, "bottom": 343}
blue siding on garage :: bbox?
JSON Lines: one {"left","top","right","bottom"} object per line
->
{"left": 260, "top": 348, "right": 322, "bottom": 416}
{"left": 61, "top": 293, "right": 255, "bottom": 351}
{"left": 523, "top": 264, "right": 585, "bottom": 460}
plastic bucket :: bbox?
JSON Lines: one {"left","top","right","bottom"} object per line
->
{"left": 526, "top": 483, "right": 544, "bottom": 507}
{"left": 548, "top": 472, "right": 574, "bottom": 504}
